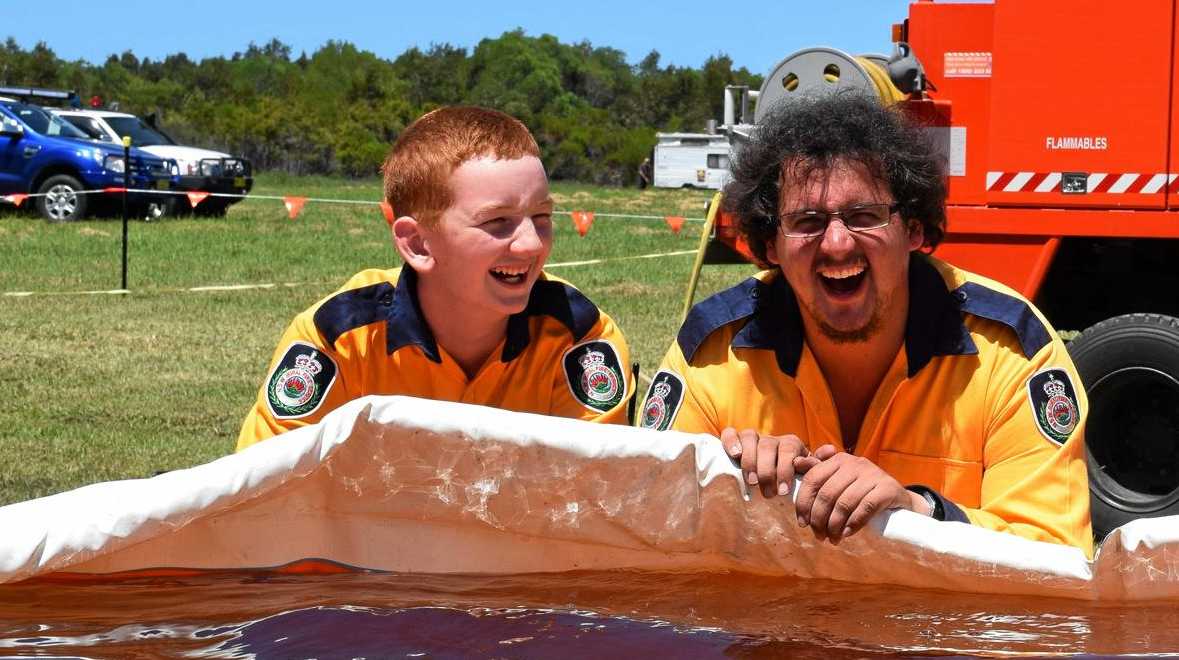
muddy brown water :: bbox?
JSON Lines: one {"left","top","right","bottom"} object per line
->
{"left": 1, "top": 570, "right": 1176, "bottom": 658}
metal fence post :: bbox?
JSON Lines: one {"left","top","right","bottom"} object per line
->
{"left": 121, "top": 136, "right": 130, "bottom": 291}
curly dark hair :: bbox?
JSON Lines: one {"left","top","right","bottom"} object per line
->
{"left": 723, "top": 92, "right": 946, "bottom": 264}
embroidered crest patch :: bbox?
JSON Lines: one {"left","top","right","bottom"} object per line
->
{"left": 639, "top": 370, "right": 685, "bottom": 431}
{"left": 563, "top": 340, "right": 626, "bottom": 412}
{"left": 266, "top": 342, "right": 338, "bottom": 419}
{"left": 1027, "top": 368, "right": 1080, "bottom": 445}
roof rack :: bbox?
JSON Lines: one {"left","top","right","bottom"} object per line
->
{"left": 0, "top": 87, "right": 81, "bottom": 108}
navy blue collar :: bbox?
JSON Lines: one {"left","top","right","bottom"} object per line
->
{"left": 903, "top": 254, "right": 978, "bottom": 376}
{"left": 385, "top": 267, "right": 442, "bottom": 362}
{"left": 386, "top": 268, "right": 600, "bottom": 364}
{"left": 731, "top": 276, "right": 806, "bottom": 376}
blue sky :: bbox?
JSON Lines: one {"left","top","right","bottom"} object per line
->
{"left": 9, "top": 0, "right": 919, "bottom": 73}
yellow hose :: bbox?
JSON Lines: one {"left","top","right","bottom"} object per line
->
{"left": 856, "top": 57, "right": 906, "bottom": 105}
{"left": 682, "top": 192, "right": 725, "bottom": 322}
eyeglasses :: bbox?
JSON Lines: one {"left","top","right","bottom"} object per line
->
{"left": 778, "top": 203, "right": 899, "bottom": 239}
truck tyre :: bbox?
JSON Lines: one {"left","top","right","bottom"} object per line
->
{"left": 1067, "top": 313, "right": 1179, "bottom": 540}
{"left": 35, "top": 174, "right": 88, "bottom": 222}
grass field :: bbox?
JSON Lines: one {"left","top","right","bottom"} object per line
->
{"left": 0, "top": 175, "right": 756, "bottom": 505}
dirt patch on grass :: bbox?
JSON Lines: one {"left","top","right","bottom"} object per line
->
{"left": 600, "top": 280, "right": 660, "bottom": 297}
{"left": 551, "top": 190, "right": 595, "bottom": 207}
{"left": 78, "top": 227, "right": 112, "bottom": 237}
{"left": 627, "top": 225, "right": 662, "bottom": 236}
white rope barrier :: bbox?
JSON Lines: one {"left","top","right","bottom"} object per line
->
{"left": 0, "top": 188, "right": 705, "bottom": 223}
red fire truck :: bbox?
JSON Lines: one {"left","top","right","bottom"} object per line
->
{"left": 697, "top": 0, "right": 1179, "bottom": 539}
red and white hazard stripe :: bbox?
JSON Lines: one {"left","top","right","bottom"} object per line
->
{"left": 986, "top": 172, "right": 1179, "bottom": 194}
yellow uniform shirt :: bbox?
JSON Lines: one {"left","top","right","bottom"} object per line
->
{"left": 641, "top": 254, "right": 1093, "bottom": 557}
{"left": 238, "top": 267, "right": 633, "bottom": 450}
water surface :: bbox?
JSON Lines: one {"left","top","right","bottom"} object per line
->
{"left": 1, "top": 570, "right": 1175, "bottom": 657}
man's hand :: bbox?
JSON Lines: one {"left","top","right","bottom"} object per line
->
{"left": 721, "top": 427, "right": 809, "bottom": 499}
{"left": 791, "top": 444, "right": 930, "bottom": 544}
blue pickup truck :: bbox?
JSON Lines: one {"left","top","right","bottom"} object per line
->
{"left": 0, "top": 89, "right": 176, "bottom": 222}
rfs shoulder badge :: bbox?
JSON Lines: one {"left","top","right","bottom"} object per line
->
{"left": 640, "top": 370, "right": 685, "bottom": 431}
{"left": 563, "top": 340, "right": 626, "bottom": 412}
{"left": 1027, "top": 368, "right": 1081, "bottom": 445}
{"left": 266, "top": 342, "right": 338, "bottom": 419}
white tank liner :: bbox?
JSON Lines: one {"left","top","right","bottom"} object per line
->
{"left": 1, "top": 396, "right": 1175, "bottom": 600}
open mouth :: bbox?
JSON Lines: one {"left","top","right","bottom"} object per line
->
{"left": 817, "top": 262, "right": 868, "bottom": 298}
{"left": 490, "top": 265, "right": 530, "bottom": 286}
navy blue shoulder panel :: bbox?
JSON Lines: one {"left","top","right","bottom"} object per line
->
{"left": 313, "top": 282, "right": 395, "bottom": 347}
{"left": 525, "top": 279, "right": 600, "bottom": 341}
{"left": 677, "top": 278, "right": 760, "bottom": 363}
{"left": 955, "top": 282, "right": 1051, "bottom": 358}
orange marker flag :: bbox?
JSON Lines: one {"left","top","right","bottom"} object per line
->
{"left": 379, "top": 201, "right": 395, "bottom": 226}
{"left": 571, "top": 211, "right": 594, "bottom": 237}
{"left": 186, "top": 191, "right": 210, "bottom": 208}
{"left": 4, "top": 194, "right": 28, "bottom": 207}
{"left": 665, "top": 215, "right": 685, "bottom": 234}
{"left": 283, "top": 196, "right": 307, "bottom": 220}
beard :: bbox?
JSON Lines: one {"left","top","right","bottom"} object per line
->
{"left": 803, "top": 292, "right": 887, "bottom": 344}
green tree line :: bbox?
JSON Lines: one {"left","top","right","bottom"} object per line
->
{"left": 0, "top": 34, "right": 762, "bottom": 184}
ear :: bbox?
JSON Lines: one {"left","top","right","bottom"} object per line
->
{"left": 764, "top": 234, "right": 780, "bottom": 266}
{"left": 393, "top": 216, "right": 434, "bottom": 273}
{"left": 906, "top": 219, "right": 925, "bottom": 251}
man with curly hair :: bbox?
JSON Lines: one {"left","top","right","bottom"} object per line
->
{"left": 640, "top": 93, "right": 1093, "bottom": 557}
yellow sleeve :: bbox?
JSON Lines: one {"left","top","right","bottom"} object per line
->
{"left": 548, "top": 312, "right": 634, "bottom": 425}
{"left": 954, "top": 335, "right": 1094, "bottom": 558}
{"left": 235, "top": 312, "right": 354, "bottom": 452}
{"left": 639, "top": 340, "right": 722, "bottom": 437}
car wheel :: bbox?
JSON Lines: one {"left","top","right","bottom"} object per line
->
{"left": 1067, "top": 313, "right": 1179, "bottom": 540}
{"left": 36, "top": 175, "right": 88, "bottom": 222}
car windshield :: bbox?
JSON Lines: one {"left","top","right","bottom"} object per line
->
{"left": 105, "top": 116, "right": 176, "bottom": 146}
{"left": 0, "top": 101, "right": 89, "bottom": 139}
{"left": 60, "top": 115, "right": 111, "bottom": 141}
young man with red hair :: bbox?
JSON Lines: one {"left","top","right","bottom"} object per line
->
{"left": 237, "top": 107, "right": 632, "bottom": 450}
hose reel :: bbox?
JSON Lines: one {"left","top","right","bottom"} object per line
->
{"left": 754, "top": 47, "right": 906, "bottom": 123}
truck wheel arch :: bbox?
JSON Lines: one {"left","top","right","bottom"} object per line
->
{"left": 30, "top": 165, "right": 85, "bottom": 196}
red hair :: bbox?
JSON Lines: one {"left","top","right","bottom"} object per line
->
{"left": 382, "top": 106, "right": 541, "bottom": 227}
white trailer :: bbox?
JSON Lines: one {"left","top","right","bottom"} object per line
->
{"left": 653, "top": 132, "right": 731, "bottom": 189}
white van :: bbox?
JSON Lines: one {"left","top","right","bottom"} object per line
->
{"left": 653, "top": 133, "right": 731, "bottom": 189}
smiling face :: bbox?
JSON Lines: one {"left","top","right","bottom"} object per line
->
{"left": 766, "top": 158, "right": 923, "bottom": 344}
{"left": 412, "top": 155, "right": 554, "bottom": 324}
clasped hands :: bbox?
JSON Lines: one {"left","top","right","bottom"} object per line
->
{"left": 721, "top": 427, "right": 931, "bottom": 544}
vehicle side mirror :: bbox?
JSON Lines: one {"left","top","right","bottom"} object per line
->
{"left": 0, "top": 118, "right": 23, "bottom": 138}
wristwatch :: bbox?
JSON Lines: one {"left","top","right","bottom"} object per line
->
{"left": 920, "top": 490, "right": 941, "bottom": 519}
{"left": 907, "top": 485, "right": 945, "bottom": 521}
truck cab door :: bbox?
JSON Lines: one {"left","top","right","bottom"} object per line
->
{"left": 0, "top": 112, "right": 26, "bottom": 194}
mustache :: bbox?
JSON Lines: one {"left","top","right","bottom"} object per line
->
{"left": 813, "top": 256, "right": 867, "bottom": 271}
